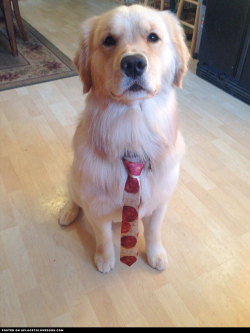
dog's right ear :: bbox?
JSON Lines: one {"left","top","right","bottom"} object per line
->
{"left": 74, "top": 16, "right": 98, "bottom": 94}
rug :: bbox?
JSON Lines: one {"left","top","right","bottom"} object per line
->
{"left": 0, "top": 19, "right": 78, "bottom": 91}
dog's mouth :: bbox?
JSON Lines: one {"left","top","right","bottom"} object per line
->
{"left": 128, "top": 83, "right": 145, "bottom": 92}
{"left": 111, "top": 82, "right": 148, "bottom": 99}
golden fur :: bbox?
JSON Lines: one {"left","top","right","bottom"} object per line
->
{"left": 59, "top": 5, "right": 190, "bottom": 273}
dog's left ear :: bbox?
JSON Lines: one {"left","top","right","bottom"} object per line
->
{"left": 161, "top": 11, "right": 190, "bottom": 88}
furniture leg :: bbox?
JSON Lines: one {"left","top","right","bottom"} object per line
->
{"left": 12, "top": 0, "right": 27, "bottom": 41}
{"left": 190, "top": 0, "right": 200, "bottom": 56}
{"left": 2, "top": 0, "right": 18, "bottom": 56}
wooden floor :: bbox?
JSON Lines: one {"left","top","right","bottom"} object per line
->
{"left": 1, "top": 0, "right": 250, "bottom": 327}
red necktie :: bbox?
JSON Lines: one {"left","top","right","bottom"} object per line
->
{"left": 120, "top": 158, "right": 144, "bottom": 266}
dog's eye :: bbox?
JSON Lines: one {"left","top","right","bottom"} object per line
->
{"left": 103, "top": 35, "right": 116, "bottom": 47}
{"left": 147, "top": 33, "right": 160, "bottom": 43}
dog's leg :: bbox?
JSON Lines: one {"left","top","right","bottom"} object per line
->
{"left": 91, "top": 219, "right": 115, "bottom": 273}
{"left": 142, "top": 203, "right": 168, "bottom": 271}
{"left": 58, "top": 200, "right": 80, "bottom": 226}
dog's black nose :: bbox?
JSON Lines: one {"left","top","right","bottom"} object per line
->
{"left": 120, "top": 54, "right": 147, "bottom": 78}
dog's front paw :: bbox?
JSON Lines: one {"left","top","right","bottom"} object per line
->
{"left": 94, "top": 249, "right": 115, "bottom": 273}
{"left": 147, "top": 245, "right": 168, "bottom": 271}
{"left": 58, "top": 200, "right": 79, "bottom": 226}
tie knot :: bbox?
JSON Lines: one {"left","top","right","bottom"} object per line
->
{"left": 123, "top": 158, "right": 144, "bottom": 176}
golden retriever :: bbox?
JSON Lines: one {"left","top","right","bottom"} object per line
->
{"left": 59, "top": 4, "right": 190, "bottom": 273}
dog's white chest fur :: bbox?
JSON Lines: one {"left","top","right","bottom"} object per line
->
{"left": 70, "top": 90, "right": 184, "bottom": 221}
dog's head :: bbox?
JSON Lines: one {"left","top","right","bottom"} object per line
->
{"left": 74, "top": 5, "right": 190, "bottom": 102}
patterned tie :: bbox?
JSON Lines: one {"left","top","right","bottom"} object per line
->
{"left": 120, "top": 158, "right": 144, "bottom": 266}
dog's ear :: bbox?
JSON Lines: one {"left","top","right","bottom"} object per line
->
{"left": 74, "top": 16, "right": 98, "bottom": 93}
{"left": 161, "top": 11, "right": 190, "bottom": 88}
